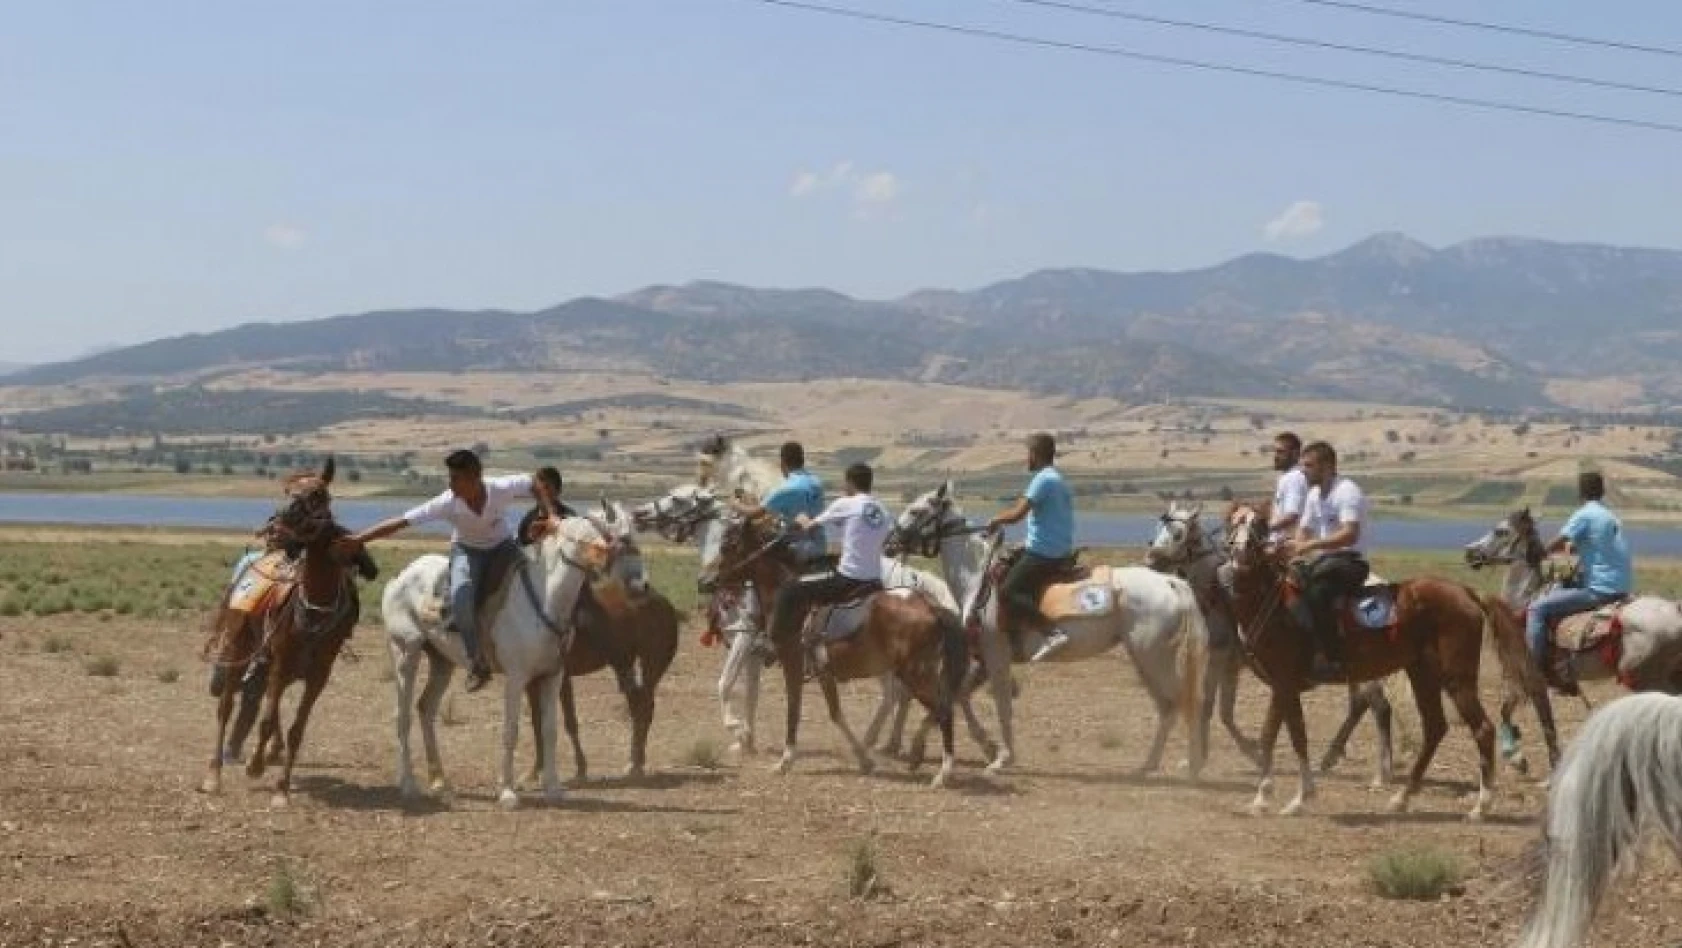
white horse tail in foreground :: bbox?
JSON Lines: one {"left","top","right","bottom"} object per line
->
{"left": 1518, "top": 692, "right": 1682, "bottom": 948}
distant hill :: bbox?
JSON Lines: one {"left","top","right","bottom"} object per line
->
{"left": 0, "top": 363, "right": 27, "bottom": 378}
{"left": 12, "top": 233, "right": 1682, "bottom": 411}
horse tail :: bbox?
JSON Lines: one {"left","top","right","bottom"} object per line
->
{"left": 1172, "top": 577, "right": 1209, "bottom": 740}
{"left": 1518, "top": 693, "right": 1682, "bottom": 948}
{"left": 1477, "top": 589, "right": 1545, "bottom": 702}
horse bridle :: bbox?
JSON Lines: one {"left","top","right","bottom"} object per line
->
{"left": 893, "top": 499, "right": 984, "bottom": 560}
{"left": 1151, "top": 509, "right": 1221, "bottom": 570}
{"left": 646, "top": 492, "right": 722, "bottom": 544}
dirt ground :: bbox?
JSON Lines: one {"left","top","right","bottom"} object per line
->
{"left": 2, "top": 612, "right": 1678, "bottom": 948}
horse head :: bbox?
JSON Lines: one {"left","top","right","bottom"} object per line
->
{"left": 1463, "top": 506, "right": 1541, "bottom": 571}
{"left": 595, "top": 497, "right": 649, "bottom": 597}
{"left": 888, "top": 479, "right": 965, "bottom": 558}
{"left": 1147, "top": 500, "right": 1204, "bottom": 570}
{"left": 1223, "top": 501, "right": 1272, "bottom": 574}
{"left": 273, "top": 456, "right": 337, "bottom": 548}
{"left": 631, "top": 483, "right": 720, "bottom": 544}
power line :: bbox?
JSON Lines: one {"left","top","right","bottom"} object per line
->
{"left": 738, "top": 0, "right": 1682, "bottom": 135}
{"left": 1270, "top": 0, "right": 1682, "bottom": 59}
{"left": 1006, "top": 0, "right": 1682, "bottom": 98}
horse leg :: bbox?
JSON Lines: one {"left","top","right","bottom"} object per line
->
{"left": 497, "top": 676, "right": 525, "bottom": 809}
{"left": 1496, "top": 690, "right": 1529, "bottom": 775}
{"left": 537, "top": 674, "right": 565, "bottom": 805}
{"left": 226, "top": 667, "right": 266, "bottom": 763}
{"left": 416, "top": 648, "right": 454, "bottom": 794}
{"left": 245, "top": 664, "right": 285, "bottom": 781}
{"left": 863, "top": 675, "right": 908, "bottom": 757}
{"left": 272, "top": 672, "right": 327, "bottom": 808}
{"left": 820, "top": 673, "right": 874, "bottom": 775}
{"left": 1444, "top": 675, "right": 1497, "bottom": 822}
{"left": 561, "top": 672, "right": 589, "bottom": 783}
{"left": 1279, "top": 693, "right": 1315, "bottom": 816}
{"left": 1318, "top": 682, "right": 1369, "bottom": 774}
{"left": 1215, "top": 647, "right": 1260, "bottom": 766}
{"left": 201, "top": 670, "right": 239, "bottom": 793}
{"left": 1388, "top": 663, "right": 1448, "bottom": 815}
{"left": 1369, "top": 682, "right": 1396, "bottom": 788}
{"left": 392, "top": 643, "right": 423, "bottom": 799}
{"left": 1134, "top": 662, "right": 1178, "bottom": 777}
{"left": 980, "top": 625, "right": 1016, "bottom": 773}
{"left": 774, "top": 641, "right": 803, "bottom": 775}
{"left": 1248, "top": 694, "right": 1284, "bottom": 816}
{"left": 522, "top": 678, "right": 545, "bottom": 789}
{"left": 628, "top": 662, "right": 654, "bottom": 780}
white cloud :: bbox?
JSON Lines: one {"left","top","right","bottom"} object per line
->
{"left": 854, "top": 172, "right": 899, "bottom": 206}
{"left": 1263, "top": 201, "right": 1324, "bottom": 241}
{"left": 263, "top": 224, "right": 307, "bottom": 250}
{"left": 788, "top": 171, "right": 820, "bottom": 197}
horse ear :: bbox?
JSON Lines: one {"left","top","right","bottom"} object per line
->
{"left": 936, "top": 480, "right": 950, "bottom": 500}
{"left": 600, "top": 495, "right": 616, "bottom": 523}
{"left": 321, "top": 455, "right": 336, "bottom": 485}
{"left": 1190, "top": 501, "right": 1203, "bottom": 517}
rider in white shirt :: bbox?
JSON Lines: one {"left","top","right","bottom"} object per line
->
{"left": 1269, "top": 431, "right": 1309, "bottom": 544}
{"left": 1280, "top": 441, "right": 1370, "bottom": 683}
{"left": 766, "top": 462, "right": 891, "bottom": 663}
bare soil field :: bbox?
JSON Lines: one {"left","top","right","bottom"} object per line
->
{"left": 4, "top": 602, "right": 1679, "bottom": 947}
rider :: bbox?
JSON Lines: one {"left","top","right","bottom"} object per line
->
{"left": 734, "top": 441, "right": 828, "bottom": 567}
{"left": 338, "top": 449, "right": 560, "bottom": 693}
{"left": 986, "top": 432, "right": 1076, "bottom": 663}
{"left": 1283, "top": 441, "right": 1370, "bottom": 683}
{"left": 768, "top": 462, "right": 891, "bottom": 668}
{"left": 1269, "top": 431, "right": 1309, "bottom": 543}
{"left": 1526, "top": 471, "right": 1632, "bottom": 683}
{"left": 517, "top": 466, "right": 578, "bottom": 545}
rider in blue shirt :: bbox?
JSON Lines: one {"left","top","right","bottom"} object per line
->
{"left": 986, "top": 432, "right": 1076, "bottom": 661}
{"left": 1527, "top": 472, "right": 1632, "bottom": 684}
{"left": 737, "top": 442, "right": 828, "bottom": 565}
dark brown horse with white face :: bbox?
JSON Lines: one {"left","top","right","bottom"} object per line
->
{"left": 698, "top": 510, "right": 969, "bottom": 788}
{"left": 1223, "top": 502, "right": 1536, "bottom": 820}
{"left": 201, "top": 458, "right": 367, "bottom": 806}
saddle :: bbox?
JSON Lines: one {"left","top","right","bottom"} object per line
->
{"left": 425, "top": 545, "right": 525, "bottom": 671}
{"left": 1528, "top": 596, "right": 1629, "bottom": 694}
{"left": 226, "top": 551, "right": 297, "bottom": 616}
{"left": 805, "top": 584, "right": 887, "bottom": 644}
{"left": 1283, "top": 572, "right": 1400, "bottom": 639}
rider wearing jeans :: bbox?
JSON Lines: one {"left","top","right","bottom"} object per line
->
{"left": 1526, "top": 472, "right": 1632, "bottom": 681}
{"left": 987, "top": 432, "right": 1076, "bottom": 663}
{"left": 766, "top": 463, "right": 889, "bottom": 659}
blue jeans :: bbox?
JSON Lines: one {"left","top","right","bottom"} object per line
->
{"left": 450, "top": 540, "right": 517, "bottom": 668}
{"left": 1526, "top": 586, "right": 1618, "bottom": 671}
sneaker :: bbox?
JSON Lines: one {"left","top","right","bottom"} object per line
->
{"left": 1029, "top": 630, "right": 1070, "bottom": 663}
{"left": 464, "top": 662, "right": 492, "bottom": 693}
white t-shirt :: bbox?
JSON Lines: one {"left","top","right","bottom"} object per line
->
{"left": 402, "top": 473, "right": 535, "bottom": 549}
{"left": 1269, "top": 467, "right": 1308, "bottom": 541}
{"left": 813, "top": 493, "right": 891, "bottom": 582}
{"left": 1301, "top": 476, "right": 1367, "bottom": 553}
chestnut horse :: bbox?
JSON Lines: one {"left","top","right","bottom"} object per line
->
{"left": 698, "top": 509, "right": 969, "bottom": 788}
{"left": 1223, "top": 502, "right": 1536, "bottom": 819}
{"left": 201, "top": 458, "right": 368, "bottom": 806}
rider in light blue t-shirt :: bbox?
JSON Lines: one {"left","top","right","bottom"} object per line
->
{"left": 1526, "top": 471, "right": 1632, "bottom": 686}
{"left": 735, "top": 441, "right": 827, "bottom": 564}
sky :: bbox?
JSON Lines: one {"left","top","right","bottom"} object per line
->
{"left": 4, "top": 0, "right": 1682, "bottom": 363}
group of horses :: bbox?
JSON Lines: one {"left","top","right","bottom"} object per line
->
{"left": 194, "top": 450, "right": 1682, "bottom": 948}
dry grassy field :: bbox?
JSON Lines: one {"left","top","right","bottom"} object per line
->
{"left": 2, "top": 530, "right": 1680, "bottom": 946}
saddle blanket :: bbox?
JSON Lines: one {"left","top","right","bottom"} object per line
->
{"left": 809, "top": 588, "right": 913, "bottom": 642}
{"left": 1039, "top": 566, "right": 1117, "bottom": 622}
{"left": 226, "top": 551, "right": 293, "bottom": 615}
{"left": 1553, "top": 603, "right": 1623, "bottom": 652}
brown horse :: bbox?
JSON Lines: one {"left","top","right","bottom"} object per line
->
{"left": 698, "top": 510, "right": 968, "bottom": 788}
{"left": 521, "top": 554, "right": 681, "bottom": 784}
{"left": 1223, "top": 502, "right": 1537, "bottom": 820}
{"left": 200, "top": 458, "right": 367, "bottom": 806}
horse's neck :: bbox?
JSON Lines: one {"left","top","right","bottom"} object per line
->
{"left": 938, "top": 530, "right": 990, "bottom": 601}
{"left": 1504, "top": 560, "right": 1543, "bottom": 608}
{"left": 1179, "top": 546, "right": 1223, "bottom": 593}
{"left": 296, "top": 540, "right": 343, "bottom": 598}
{"left": 515, "top": 548, "right": 587, "bottom": 633}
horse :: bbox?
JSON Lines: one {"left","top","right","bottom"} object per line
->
{"left": 1464, "top": 506, "right": 1682, "bottom": 774}
{"left": 1515, "top": 692, "right": 1682, "bottom": 948}
{"left": 631, "top": 470, "right": 993, "bottom": 760}
{"left": 520, "top": 509, "right": 679, "bottom": 784}
{"left": 890, "top": 482, "right": 1211, "bottom": 778}
{"left": 696, "top": 508, "right": 969, "bottom": 787}
{"left": 382, "top": 507, "right": 631, "bottom": 808}
{"left": 1147, "top": 500, "right": 1401, "bottom": 785}
{"left": 1223, "top": 502, "right": 1537, "bottom": 819}
{"left": 199, "top": 457, "right": 370, "bottom": 806}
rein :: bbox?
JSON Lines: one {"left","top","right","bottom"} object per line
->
{"left": 711, "top": 531, "right": 791, "bottom": 584}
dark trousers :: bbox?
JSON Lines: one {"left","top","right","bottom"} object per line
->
{"left": 1000, "top": 552, "right": 1069, "bottom": 630}
{"left": 770, "top": 571, "right": 879, "bottom": 643}
{"left": 1292, "top": 551, "right": 1370, "bottom": 662}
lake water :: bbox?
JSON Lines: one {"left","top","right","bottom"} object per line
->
{"left": 3, "top": 491, "right": 1680, "bottom": 556}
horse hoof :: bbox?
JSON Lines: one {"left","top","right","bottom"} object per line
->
{"left": 498, "top": 789, "right": 521, "bottom": 810}
{"left": 772, "top": 753, "right": 794, "bottom": 776}
{"left": 1280, "top": 800, "right": 1304, "bottom": 817}
{"left": 399, "top": 781, "right": 421, "bottom": 801}
{"left": 857, "top": 757, "right": 876, "bottom": 777}
{"left": 519, "top": 770, "right": 540, "bottom": 790}
{"left": 543, "top": 789, "right": 567, "bottom": 806}
{"left": 928, "top": 771, "right": 949, "bottom": 790}
{"left": 729, "top": 740, "right": 755, "bottom": 758}
{"left": 199, "top": 775, "right": 222, "bottom": 795}
{"left": 269, "top": 793, "right": 290, "bottom": 810}
{"left": 623, "top": 763, "right": 644, "bottom": 780}
{"left": 1247, "top": 799, "right": 1268, "bottom": 817}
{"left": 1386, "top": 791, "right": 1410, "bottom": 814}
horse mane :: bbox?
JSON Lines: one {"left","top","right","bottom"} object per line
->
{"left": 706, "top": 446, "right": 780, "bottom": 503}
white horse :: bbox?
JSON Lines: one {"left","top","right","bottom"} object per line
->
{"left": 1464, "top": 506, "right": 1682, "bottom": 775}
{"left": 892, "top": 482, "right": 1210, "bottom": 777}
{"left": 1517, "top": 692, "right": 1682, "bottom": 948}
{"left": 383, "top": 507, "right": 631, "bottom": 809}
{"left": 1147, "top": 500, "right": 1401, "bottom": 785}
{"left": 632, "top": 478, "right": 997, "bottom": 759}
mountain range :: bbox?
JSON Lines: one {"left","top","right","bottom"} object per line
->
{"left": 10, "top": 233, "right": 1682, "bottom": 412}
